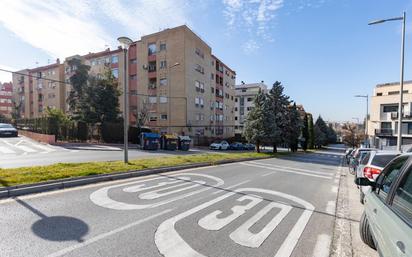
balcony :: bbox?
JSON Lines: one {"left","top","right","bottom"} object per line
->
{"left": 375, "top": 129, "right": 393, "bottom": 137}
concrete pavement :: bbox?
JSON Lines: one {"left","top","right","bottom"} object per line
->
{"left": 0, "top": 149, "right": 374, "bottom": 257}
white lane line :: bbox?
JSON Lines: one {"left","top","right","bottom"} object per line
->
{"left": 46, "top": 209, "right": 172, "bottom": 257}
{"left": 247, "top": 161, "right": 332, "bottom": 176}
{"left": 211, "top": 180, "right": 251, "bottom": 195}
{"left": 261, "top": 171, "right": 277, "bottom": 177}
{"left": 331, "top": 186, "right": 338, "bottom": 193}
{"left": 14, "top": 145, "right": 37, "bottom": 153}
{"left": 241, "top": 163, "right": 332, "bottom": 179}
{"left": 325, "top": 201, "right": 336, "bottom": 216}
{"left": 0, "top": 146, "right": 15, "bottom": 154}
{"left": 312, "top": 234, "right": 331, "bottom": 257}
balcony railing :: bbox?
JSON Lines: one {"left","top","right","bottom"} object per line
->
{"left": 375, "top": 129, "right": 393, "bottom": 136}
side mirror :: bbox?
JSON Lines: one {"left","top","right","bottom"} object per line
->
{"left": 355, "top": 177, "right": 376, "bottom": 187}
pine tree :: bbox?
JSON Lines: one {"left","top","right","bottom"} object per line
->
{"left": 301, "top": 114, "right": 309, "bottom": 151}
{"left": 267, "top": 81, "right": 290, "bottom": 152}
{"left": 307, "top": 113, "right": 315, "bottom": 149}
{"left": 314, "top": 125, "right": 326, "bottom": 148}
{"left": 326, "top": 123, "right": 337, "bottom": 144}
{"left": 285, "top": 103, "right": 302, "bottom": 152}
{"left": 243, "top": 90, "right": 267, "bottom": 153}
{"left": 315, "top": 116, "right": 329, "bottom": 146}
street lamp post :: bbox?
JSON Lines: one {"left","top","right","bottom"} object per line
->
{"left": 369, "top": 12, "right": 406, "bottom": 152}
{"left": 355, "top": 95, "right": 368, "bottom": 146}
{"left": 117, "top": 36, "right": 133, "bottom": 163}
{"left": 168, "top": 62, "right": 180, "bottom": 134}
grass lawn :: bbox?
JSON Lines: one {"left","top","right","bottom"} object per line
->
{"left": 0, "top": 152, "right": 286, "bottom": 187}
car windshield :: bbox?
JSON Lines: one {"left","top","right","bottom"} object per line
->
{"left": 372, "top": 154, "right": 398, "bottom": 168}
{"left": 0, "top": 124, "right": 13, "bottom": 128}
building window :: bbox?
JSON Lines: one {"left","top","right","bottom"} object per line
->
{"left": 247, "top": 97, "right": 253, "bottom": 102}
{"left": 211, "top": 73, "right": 214, "bottom": 80}
{"left": 235, "top": 97, "right": 238, "bottom": 102}
{"left": 149, "top": 115, "right": 157, "bottom": 121}
{"left": 148, "top": 61, "right": 156, "bottom": 72}
{"left": 235, "top": 116, "right": 238, "bottom": 121}
{"left": 159, "top": 96, "right": 168, "bottom": 103}
{"left": 148, "top": 78, "right": 157, "bottom": 89}
{"left": 160, "top": 60, "right": 167, "bottom": 69}
{"left": 130, "top": 74, "right": 137, "bottom": 80}
{"left": 383, "top": 105, "right": 398, "bottom": 113}
{"left": 195, "top": 64, "right": 204, "bottom": 74}
{"left": 160, "top": 78, "right": 167, "bottom": 86}
{"left": 148, "top": 43, "right": 156, "bottom": 55}
{"left": 235, "top": 107, "right": 238, "bottom": 111}
{"left": 160, "top": 114, "right": 168, "bottom": 120}
{"left": 195, "top": 80, "right": 204, "bottom": 92}
{"left": 111, "top": 55, "right": 118, "bottom": 64}
{"left": 247, "top": 107, "right": 252, "bottom": 111}
{"left": 211, "top": 87, "right": 214, "bottom": 93}
{"left": 148, "top": 96, "right": 157, "bottom": 103}
{"left": 111, "top": 68, "right": 119, "bottom": 78}
{"left": 195, "top": 48, "right": 204, "bottom": 58}
{"left": 160, "top": 43, "right": 166, "bottom": 51}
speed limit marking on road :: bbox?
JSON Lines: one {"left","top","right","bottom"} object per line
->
{"left": 155, "top": 188, "right": 315, "bottom": 257}
{"left": 89, "top": 173, "right": 224, "bottom": 210}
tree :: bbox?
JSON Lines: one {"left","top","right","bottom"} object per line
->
{"left": 342, "top": 123, "right": 365, "bottom": 147}
{"left": 68, "top": 59, "right": 121, "bottom": 124}
{"left": 314, "top": 125, "right": 326, "bottom": 148}
{"left": 301, "top": 114, "right": 309, "bottom": 151}
{"left": 285, "top": 103, "right": 302, "bottom": 152}
{"left": 266, "top": 81, "right": 290, "bottom": 152}
{"left": 307, "top": 113, "right": 315, "bottom": 149}
{"left": 11, "top": 100, "right": 22, "bottom": 120}
{"left": 326, "top": 123, "right": 337, "bottom": 144}
{"left": 243, "top": 90, "right": 267, "bottom": 153}
{"left": 315, "top": 116, "right": 329, "bottom": 146}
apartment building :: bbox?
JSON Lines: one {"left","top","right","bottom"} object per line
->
{"left": 133, "top": 25, "right": 236, "bottom": 138}
{"left": 11, "top": 25, "right": 236, "bottom": 139}
{"left": 0, "top": 82, "right": 13, "bottom": 118}
{"left": 368, "top": 81, "right": 412, "bottom": 148}
{"left": 12, "top": 60, "right": 65, "bottom": 118}
{"left": 234, "top": 82, "right": 268, "bottom": 136}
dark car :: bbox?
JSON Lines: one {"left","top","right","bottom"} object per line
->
{"left": 244, "top": 143, "right": 256, "bottom": 151}
{"left": 0, "top": 123, "right": 18, "bottom": 137}
{"left": 229, "top": 142, "right": 244, "bottom": 150}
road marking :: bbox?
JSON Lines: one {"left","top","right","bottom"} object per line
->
{"left": 0, "top": 146, "right": 15, "bottom": 154}
{"left": 247, "top": 161, "right": 332, "bottom": 176}
{"left": 123, "top": 178, "right": 187, "bottom": 193}
{"left": 326, "top": 200, "right": 336, "bottom": 215}
{"left": 139, "top": 180, "right": 206, "bottom": 200}
{"left": 90, "top": 173, "right": 224, "bottom": 210}
{"left": 46, "top": 209, "right": 172, "bottom": 257}
{"left": 331, "top": 186, "right": 338, "bottom": 193}
{"left": 28, "top": 143, "right": 57, "bottom": 153}
{"left": 241, "top": 163, "right": 332, "bottom": 179}
{"left": 312, "top": 234, "right": 331, "bottom": 257}
{"left": 210, "top": 180, "right": 251, "bottom": 195}
{"left": 155, "top": 188, "right": 315, "bottom": 257}
{"left": 261, "top": 171, "right": 277, "bottom": 177}
{"left": 14, "top": 145, "right": 37, "bottom": 153}
{"left": 230, "top": 202, "right": 292, "bottom": 248}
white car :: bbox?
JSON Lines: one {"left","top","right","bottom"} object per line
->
{"left": 209, "top": 140, "right": 229, "bottom": 150}
{"left": 355, "top": 150, "right": 400, "bottom": 204}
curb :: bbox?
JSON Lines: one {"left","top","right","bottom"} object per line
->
{"left": 0, "top": 156, "right": 273, "bottom": 199}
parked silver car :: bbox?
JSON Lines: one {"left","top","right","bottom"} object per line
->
{"left": 355, "top": 154, "right": 412, "bottom": 256}
{"left": 355, "top": 150, "right": 400, "bottom": 204}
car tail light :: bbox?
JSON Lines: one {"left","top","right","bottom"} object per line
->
{"left": 363, "top": 167, "right": 381, "bottom": 179}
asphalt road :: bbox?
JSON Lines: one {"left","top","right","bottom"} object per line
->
{"left": 0, "top": 136, "right": 215, "bottom": 168}
{"left": 0, "top": 150, "right": 344, "bottom": 257}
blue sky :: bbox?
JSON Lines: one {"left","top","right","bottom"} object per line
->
{"left": 1, "top": 0, "right": 412, "bottom": 122}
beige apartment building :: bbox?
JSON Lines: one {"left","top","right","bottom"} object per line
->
{"left": 131, "top": 25, "right": 236, "bottom": 139}
{"left": 234, "top": 82, "right": 268, "bottom": 136}
{"left": 368, "top": 81, "right": 412, "bottom": 148}
{"left": 12, "top": 25, "right": 236, "bottom": 140}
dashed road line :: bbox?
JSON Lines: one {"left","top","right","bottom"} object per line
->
{"left": 241, "top": 163, "right": 332, "bottom": 179}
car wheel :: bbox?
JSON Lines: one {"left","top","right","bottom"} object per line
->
{"left": 219, "top": 146, "right": 222, "bottom": 150}
{"left": 359, "top": 212, "right": 376, "bottom": 250}
{"left": 360, "top": 190, "right": 365, "bottom": 205}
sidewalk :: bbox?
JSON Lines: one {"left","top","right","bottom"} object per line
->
{"left": 331, "top": 163, "right": 378, "bottom": 257}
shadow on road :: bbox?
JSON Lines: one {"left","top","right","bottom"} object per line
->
{"left": 14, "top": 198, "right": 89, "bottom": 242}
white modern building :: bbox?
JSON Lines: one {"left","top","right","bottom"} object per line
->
{"left": 368, "top": 80, "right": 412, "bottom": 149}
{"left": 234, "top": 82, "right": 268, "bottom": 136}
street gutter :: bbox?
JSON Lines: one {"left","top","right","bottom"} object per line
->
{"left": 0, "top": 156, "right": 274, "bottom": 199}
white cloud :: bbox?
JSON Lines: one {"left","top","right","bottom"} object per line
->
{"left": 0, "top": 0, "right": 112, "bottom": 59}
{"left": 0, "top": 64, "right": 16, "bottom": 83}
{"left": 0, "top": 0, "right": 193, "bottom": 59}
{"left": 222, "top": 0, "right": 283, "bottom": 53}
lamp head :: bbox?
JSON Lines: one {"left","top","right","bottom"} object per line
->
{"left": 117, "top": 36, "right": 133, "bottom": 50}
